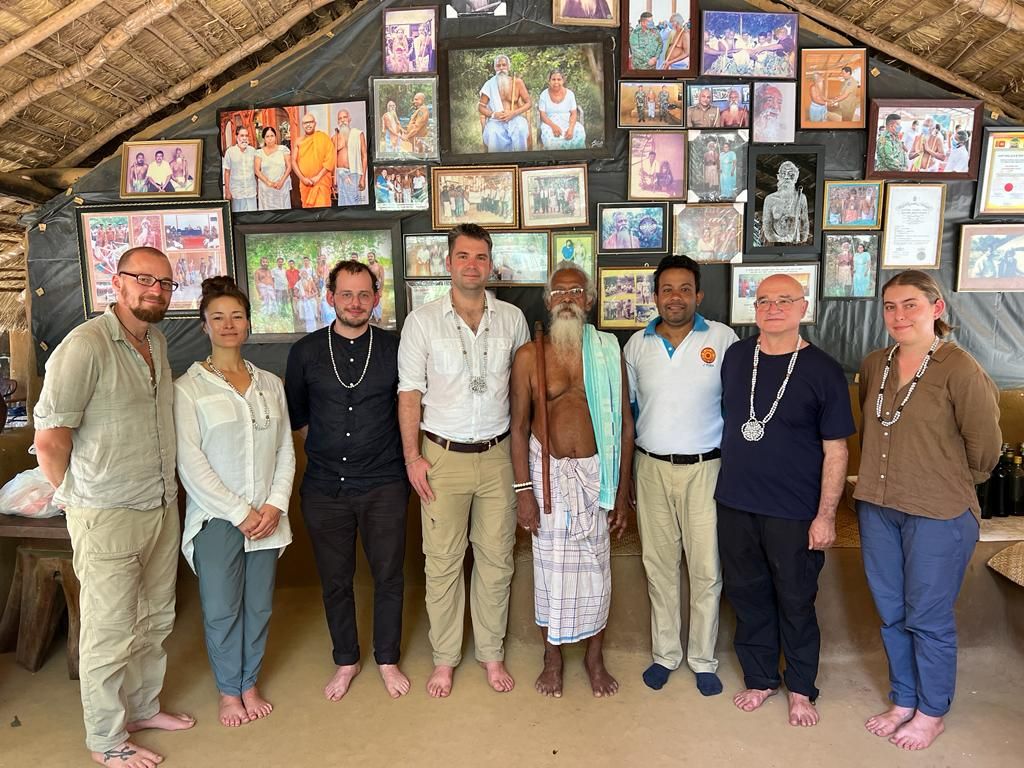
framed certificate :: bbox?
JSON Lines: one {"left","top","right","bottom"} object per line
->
{"left": 974, "top": 127, "right": 1024, "bottom": 218}
{"left": 881, "top": 183, "right": 946, "bottom": 269}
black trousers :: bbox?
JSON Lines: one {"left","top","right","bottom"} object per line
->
{"left": 301, "top": 478, "right": 409, "bottom": 666}
{"left": 717, "top": 503, "right": 825, "bottom": 700}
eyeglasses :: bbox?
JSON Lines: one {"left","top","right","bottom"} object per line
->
{"left": 550, "top": 287, "right": 586, "bottom": 300}
{"left": 754, "top": 297, "right": 802, "bottom": 310}
{"left": 118, "top": 271, "right": 179, "bottom": 292}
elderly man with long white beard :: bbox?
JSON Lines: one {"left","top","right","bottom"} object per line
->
{"left": 509, "top": 262, "right": 635, "bottom": 699}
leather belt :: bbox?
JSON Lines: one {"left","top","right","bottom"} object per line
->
{"left": 638, "top": 446, "right": 721, "bottom": 465}
{"left": 424, "top": 430, "right": 509, "bottom": 453}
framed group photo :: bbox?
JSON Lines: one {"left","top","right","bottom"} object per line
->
{"left": 628, "top": 131, "right": 686, "bottom": 201}
{"left": 956, "top": 224, "right": 1024, "bottom": 292}
{"left": 618, "top": 81, "right": 685, "bottom": 129}
{"left": 687, "top": 129, "right": 748, "bottom": 203}
{"left": 519, "top": 164, "right": 589, "bottom": 228}
{"left": 730, "top": 262, "right": 819, "bottom": 326}
{"left": 866, "top": 99, "right": 983, "bottom": 180}
{"left": 598, "top": 266, "right": 657, "bottom": 330}
{"left": 120, "top": 139, "right": 202, "bottom": 199}
{"left": 383, "top": 7, "right": 437, "bottom": 75}
{"left": 404, "top": 233, "right": 450, "bottom": 279}
{"left": 881, "top": 182, "right": 946, "bottom": 269}
{"left": 822, "top": 180, "right": 884, "bottom": 230}
{"left": 821, "top": 232, "right": 880, "bottom": 298}
{"left": 490, "top": 232, "right": 550, "bottom": 284}
{"left": 671, "top": 202, "right": 744, "bottom": 263}
{"left": 746, "top": 144, "right": 825, "bottom": 255}
{"left": 597, "top": 202, "right": 669, "bottom": 255}
{"left": 373, "top": 164, "right": 429, "bottom": 212}
{"left": 431, "top": 166, "right": 518, "bottom": 230}
{"left": 550, "top": 231, "right": 597, "bottom": 280}
{"left": 800, "top": 48, "right": 867, "bottom": 130}
{"left": 371, "top": 76, "right": 441, "bottom": 162}
{"left": 700, "top": 10, "right": 799, "bottom": 79}
{"left": 751, "top": 82, "right": 796, "bottom": 143}
{"left": 685, "top": 83, "right": 750, "bottom": 129}
{"left": 974, "top": 127, "right": 1024, "bottom": 218}
{"left": 622, "top": 0, "right": 698, "bottom": 78}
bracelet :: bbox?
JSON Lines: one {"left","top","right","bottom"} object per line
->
{"left": 513, "top": 481, "right": 533, "bottom": 493}
{"left": 405, "top": 455, "right": 422, "bottom": 466}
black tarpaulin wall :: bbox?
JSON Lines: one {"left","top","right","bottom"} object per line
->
{"left": 21, "top": 0, "right": 1024, "bottom": 387}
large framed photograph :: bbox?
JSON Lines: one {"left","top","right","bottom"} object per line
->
{"left": 234, "top": 221, "right": 399, "bottom": 340}
{"left": 671, "top": 202, "right": 743, "bottom": 263}
{"left": 685, "top": 83, "right": 750, "bottom": 128}
{"left": 407, "top": 279, "right": 451, "bottom": 312}
{"left": 218, "top": 101, "right": 369, "bottom": 210}
{"left": 373, "top": 164, "right": 429, "bottom": 212}
{"left": 371, "top": 76, "right": 440, "bottom": 162}
{"left": 822, "top": 180, "right": 884, "bottom": 230}
{"left": 551, "top": 231, "right": 597, "bottom": 280}
{"left": 822, "top": 232, "right": 880, "bottom": 299}
{"left": 404, "top": 233, "right": 450, "bottom": 279}
{"left": 881, "top": 183, "right": 946, "bottom": 269}
{"left": 618, "top": 81, "right": 685, "bottom": 129}
{"left": 519, "top": 164, "right": 589, "bottom": 228}
{"left": 120, "top": 139, "right": 202, "bottom": 199}
{"left": 747, "top": 144, "right": 825, "bottom": 254}
{"left": 440, "top": 35, "right": 612, "bottom": 163}
{"left": 730, "top": 262, "right": 819, "bottom": 326}
{"left": 628, "top": 131, "right": 686, "bottom": 201}
{"left": 687, "top": 129, "right": 748, "bottom": 203}
{"left": 974, "top": 127, "right": 1024, "bottom": 218}
{"left": 700, "top": 10, "right": 799, "bottom": 79}
{"left": 383, "top": 7, "right": 437, "bottom": 75}
{"left": 867, "top": 99, "right": 983, "bottom": 180}
{"left": 800, "top": 48, "right": 867, "bottom": 130}
{"left": 431, "top": 166, "right": 518, "bottom": 230}
{"left": 598, "top": 266, "right": 657, "bottom": 329}
{"left": 77, "top": 201, "right": 232, "bottom": 318}
{"left": 957, "top": 224, "right": 1024, "bottom": 292}
{"left": 751, "top": 82, "right": 796, "bottom": 143}
{"left": 622, "top": 0, "right": 697, "bottom": 78}
{"left": 597, "top": 202, "right": 669, "bottom": 255}
{"left": 490, "top": 231, "right": 550, "bottom": 284}
{"left": 554, "top": 0, "right": 618, "bottom": 27}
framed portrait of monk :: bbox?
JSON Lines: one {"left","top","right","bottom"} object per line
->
{"left": 438, "top": 35, "right": 614, "bottom": 164}
{"left": 370, "top": 76, "right": 441, "bottom": 163}
{"left": 554, "top": 0, "right": 619, "bottom": 28}
{"left": 217, "top": 101, "right": 370, "bottom": 211}
{"left": 621, "top": 0, "right": 697, "bottom": 79}
{"left": 745, "top": 144, "right": 825, "bottom": 255}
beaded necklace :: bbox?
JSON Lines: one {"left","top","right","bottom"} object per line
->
{"left": 205, "top": 357, "right": 271, "bottom": 431}
{"left": 328, "top": 325, "right": 373, "bottom": 389}
{"left": 741, "top": 337, "right": 802, "bottom": 442}
{"left": 875, "top": 338, "right": 940, "bottom": 428}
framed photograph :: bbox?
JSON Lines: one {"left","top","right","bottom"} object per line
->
{"left": 685, "top": 83, "right": 750, "bottom": 129}
{"left": 550, "top": 231, "right": 597, "bottom": 280}
{"left": 622, "top": 0, "right": 697, "bottom": 78}
{"left": 597, "top": 202, "right": 669, "bottom": 255}
{"left": 519, "top": 164, "right": 589, "bottom": 228}
{"left": 618, "top": 80, "right": 685, "bottom": 129}
{"left": 440, "top": 35, "right": 612, "bottom": 163}
{"left": 404, "top": 233, "right": 450, "bottom": 279}
{"left": 234, "top": 222, "right": 399, "bottom": 340}
{"left": 700, "top": 10, "right": 798, "bottom": 79}
{"left": 687, "top": 129, "right": 748, "bottom": 203}
{"left": 628, "top": 131, "right": 686, "bottom": 201}
{"left": 77, "top": 201, "right": 232, "bottom": 318}
{"left": 218, "top": 102, "right": 369, "bottom": 211}
{"left": 822, "top": 180, "right": 884, "bottom": 230}
{"left": 445, "top": 1, "right": 506, "bottom": 18}
{"left": 867, "top": 99, "right": 983, "bottom": 180}
{"left": 957, "top": 224, "right": 1024, "bottom": 292}
{"left": 974, "top": 127, "right": 1024, "bottom": 218}
{"left": 747, "top": 144, "right": 825, "bottom": 254}
{"left": 490, "top": 231, "right": 550, "bottom": 284}
{"left": 800, "top": 48, "right": 867, "bottom": 130}
{"left": 598, "top": 266, "right": 657, "bottom": 329}
{"left": 881, "top": 183, "right": 946, "bottom": 269}
{"left": 822, "top": 233, "right": 880, "bottom": 298}
{"left": 431, "top": 166, "right": 518, "bottom": 230}
{"left": 408, "top": 279, "right": 451, "bottom": 312}
{"left": 373, "top": 164, "right": 429, "bottom": 212}
{"left": 120, "top": 139, "right": 202, "bottom": 199}
{"left": 751, "top": 82, "right": 796, "bottom": 143}
{"left": 671, "top": 202, "right": 743, "bottom": 263}
{"left": 554, "top": 0, "right": 618, "bottom": 28}
{"left": 383, "top": 7, "right": 437, "bottom": 75}
{"left": 729, "top": 262, "right": 819, "bottom": 326}
{"left": 371, "top": 76, "right": 440, "bottom": 162}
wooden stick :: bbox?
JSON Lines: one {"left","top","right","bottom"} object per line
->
{"left": 533, "top": 321, "right": 552, "bottom": 515}
{"left": 0, "top": 0, "right": 108, "bottom": 71}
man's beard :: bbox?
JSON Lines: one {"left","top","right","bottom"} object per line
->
{"left": 335, "top": 310, "right": 369, "bottom": 330}
{"left": 337, "top": 125, "right": 350, "bottom": 140}
{"left": 129, "top": 301, "right": 168, "bottom": 324}
{"left": 549, "top": 302, "right": 585, "bottom": 358}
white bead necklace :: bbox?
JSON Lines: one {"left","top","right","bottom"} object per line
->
{"left": 875, "top": 338, "right": 940, "bottom": 427}
{"left": 328, "top": 325, "right": 373, "bottom": 389}
{"left": 741, "top": 337, "right": 802, "bottom": 442}
{"left": 205, "top": 357, "right": 271, "bottom": 431}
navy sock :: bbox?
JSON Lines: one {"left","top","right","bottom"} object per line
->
{"left": 696, "top": 672, "right": 723, "bottom": 696}
{"left": 642, "top": 663, "right": 672, "bottom": 690}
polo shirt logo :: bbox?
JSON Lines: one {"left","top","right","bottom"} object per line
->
{"left": 700, "top": 346, "right": 717, "bottom": 365}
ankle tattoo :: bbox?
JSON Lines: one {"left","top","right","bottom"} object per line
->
{"left": 103, "top": 746, "right": 137, "bottom": 763}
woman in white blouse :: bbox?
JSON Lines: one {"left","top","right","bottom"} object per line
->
{"left": 174, "top": 276, "right": 295, "bottom": 728}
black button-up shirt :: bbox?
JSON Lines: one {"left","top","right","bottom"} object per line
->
{"left": 285, "top": 325, "right": 405, "bottom": 496}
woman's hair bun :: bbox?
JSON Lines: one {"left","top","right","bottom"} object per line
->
{"left": 201, "top": 275, "right": 237, "bottom": 297}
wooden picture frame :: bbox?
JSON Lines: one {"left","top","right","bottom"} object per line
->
{"left": 821, "top": 232, "right": 880, "bottom": 299}
{"left": 799, "top": 48, "right": 867, "bottom": 130}
{"left": 120, "top": 139, "right": 202, "bottom": 199}
{"left": 618, "top": 80, "right": 686, "bottom": 129}
{"left": 822, "top": 180, "right": 884, "bottom": 230}
{"left": 866, "top": 99, "right": 983, "bottom": 180}
{"left": 430, "top": 166, "right": 519, "bottom": 230}
{"left": 746, "top": 144, "right": 825, "bottom": 255}
{"left": 554, "top": 0, "right": 619, "bottom": 28}
{"left": 729, "top": 262, "right": 819, "bottom": 326}
{"left": 880, "top": 182, "right": 946, "bottom": 270}
{"left": 550, "top": 231, "right": 597, "bottom": 280}
{"left": 956, "top": 224, "right": 1024, "bottom": 292}
{"left": 621, "top": 0, "right": 697, "bottom": 79}
{"left": 974, "top": 127, "right": 1024, "bottom": 219}
{"left": 628, "top": 131, "right": 686, "bottom": 201}
{"left": 382, "top": 6, "right": 438, "bottom": 75}
{"left": 519, "top": 164, "right": 589, "bottom": 228}
{"left": 684, "top": 83, "right": 750, "bottom": 129}
{"left": 597, "top": 265, "right": 657, "bottom": 329}
{"left": 597, "top": 202, "right": 669, "bottom": 255}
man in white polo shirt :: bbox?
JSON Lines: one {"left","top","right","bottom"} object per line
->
{"left": 624, "top": 254, "right": 738, "bottom": 696}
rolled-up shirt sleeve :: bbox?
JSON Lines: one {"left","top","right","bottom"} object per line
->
{"left": 33, "top": 335, "right": 100, "bottom": 430}
{"left": 398, "top": 313, "right": 428, "bottom": 394}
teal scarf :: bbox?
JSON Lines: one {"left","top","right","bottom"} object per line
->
{"left": 582, "top": 324, "right": 622, "bottom": 510}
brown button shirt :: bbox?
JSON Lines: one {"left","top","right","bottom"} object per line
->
{"left": 853, "top": 342, "right": 1001, "bottom": 520}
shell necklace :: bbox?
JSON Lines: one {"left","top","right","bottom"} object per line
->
{"left": 875, "top": 338, "right": 940, "bottom": 427}
{"left": 741, "top": 337, "right": 802, "bottom": 442}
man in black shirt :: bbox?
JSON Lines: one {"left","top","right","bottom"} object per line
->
{"left": 285, "top": 259, "right": 411, "bottom": 701}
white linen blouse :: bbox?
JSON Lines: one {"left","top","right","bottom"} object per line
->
{"left": 174, "top": 361, "right": 295, "bottom": 571}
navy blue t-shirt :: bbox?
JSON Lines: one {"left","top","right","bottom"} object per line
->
{"left": 715, "top": 336, "right": 855, "bottom": 520}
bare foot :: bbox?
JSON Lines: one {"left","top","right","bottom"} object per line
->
{"left": 90, "top": 740, "right": 163, "bottom": 767}
{"left": 583, "top": 652, "right": 618, "bottom": 697}
{"left": 324, "top": 663, "right": 361, "bottom": 702}
{"left": 217, "top": 694, "right": 249, "bottom": 727}
{"left": 788, "top": 692, "right": 819, "bottom": 727}
{"left": 865, "top": 705, "right": 915, "bottom": 737}
{"left": 733, "top": 687, "right": 778, "bottom": 712}
{"left": 480, "top": 660, "right": 515, "bottom": 693}
{"left": 241, "top": 686, "right": 273, "bottom": 720}
{"left": 427, "top": 665, "right": 454, "bottom": 698}
{"left": 126, "top": 711, "right": 195, "bottom": 733}
{"left": 379, "top": 664, "right": 411, "bottom": 698}
{"left": 535, "top": 646, "right": 563, "bottom": 698}
{"left": 890, "top": 712, "right": 945, "bottom": 750}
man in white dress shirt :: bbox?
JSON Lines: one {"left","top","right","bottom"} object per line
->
{"left": 398, "top": 223, "right": 529, "bottom": 698}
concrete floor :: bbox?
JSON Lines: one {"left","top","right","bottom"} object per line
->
{"left": 1, "top": 582, "right": 1022, "bottom": 768}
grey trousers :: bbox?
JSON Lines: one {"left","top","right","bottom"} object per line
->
{"left": 193, "top": 518, "right": 278, "bottom": 697}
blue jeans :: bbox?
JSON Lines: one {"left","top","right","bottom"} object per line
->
{"left": 856, "top": 502, "right": 977, "bottom": 717}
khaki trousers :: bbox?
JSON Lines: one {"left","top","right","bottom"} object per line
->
{"left": 420, "top": 435, "right": 516, "bottom": 666}
{"left": 635, "top": 453, "right": 722, "bottom": 673}
{"left": 65, "top": 502, "right": 180, "bottom": 752}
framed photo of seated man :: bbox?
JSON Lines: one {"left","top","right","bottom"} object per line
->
{"left": 438, "top": 34, "right": 614, "bottom": 164}
{"left": 120, "top": 139, "right": 202, "bottom": 199}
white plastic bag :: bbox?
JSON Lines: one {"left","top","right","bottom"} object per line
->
{"left": 0, "top": 467, "right": 62, "bottom": 518}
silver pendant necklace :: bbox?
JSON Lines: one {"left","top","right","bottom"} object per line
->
{"left": 328, "top": 325, "right": 373, "bottom": 389}
{"left": 451, "top": 292, "right": 489, "bottom": 395}
{"left": 742, "top": 337, "right": 802, "bottom": 442}
{"left": 205, "top": 357, "right": 271, "bottom": 431}
{"left": 875, "top": 337, "right": 940, "bottom": 427}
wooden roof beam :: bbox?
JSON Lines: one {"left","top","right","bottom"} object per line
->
{"left": 0, "top": 0, "right": 109, "bottom": 70}
{"left": 193, "top": 0, "right": 249, "bottom": 42}
{"left": 170, "top": 11, "right": 220, "bottom": 59}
